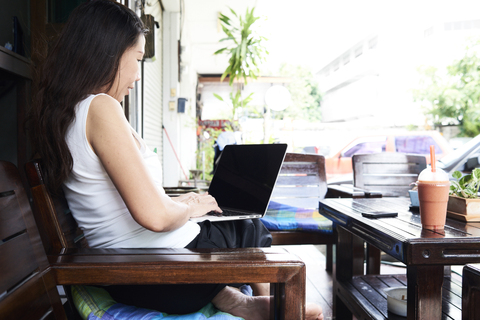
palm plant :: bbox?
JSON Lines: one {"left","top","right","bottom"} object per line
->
{"left": 213, "top": 7, "right": 268, "bottom": 126}
{"left": 214, "top": 7, "right": 268, "bottom": 86}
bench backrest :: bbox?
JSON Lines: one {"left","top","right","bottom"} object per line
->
{"left": 270, "top": 153, "right": 328, "bottom": 209}
{"left": 25, "top": 159, "right": 88, "bottom": 252}
{"left": 353, "top": 153, "right": 427, "bottom": 197}
{"left": 0, "top": 161, "right": 66, "bottom": 320}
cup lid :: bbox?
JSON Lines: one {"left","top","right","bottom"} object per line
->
{"left": 418, "top": 166, "right": 449, "bottom": 182}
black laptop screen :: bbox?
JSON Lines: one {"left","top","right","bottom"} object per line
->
{"left": 208, "top": 144, "right": 287, "bottom": 214}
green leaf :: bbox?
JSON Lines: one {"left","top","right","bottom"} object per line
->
{"left": 219, "top": 15, "right": 231, "bottom": 26}
{"left": 452, "top": 170, "right": 462, "bottom": 180}
{"left": 220, "top": 69, "right": 229, "bottom": 82}
{"left": 214, "top": 5, "right": 267, "bottom": 92}
{"left": 450, "top": 181, "right": 460, "bottom": 190}
{"left": 473, "top": 168, "right": 480, "bottom": 180}
{"left": 213, "top": 93, "right": 224, "bottom": 101}
{"left": 218, "top": 37, "right": 234, "bottom": 43}
{"left": 214, "top": 47, "right": 228, "bottom": 55}
{"left": 228, "top": 7, "right": 238, "bottom": 18}
{"left": 459, "top": 174, "right": 472, "bottom": 186}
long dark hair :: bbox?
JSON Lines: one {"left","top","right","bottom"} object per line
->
{"left": 30, "top": 0, "right": 147, "bottom": 193}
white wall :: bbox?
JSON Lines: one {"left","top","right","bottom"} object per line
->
{"left": 162, "top": 6, "right": 199, "bottom": 187}
{"left": 162, "top": 11, "right": 182, "bottom": 186}
{"left": 143, "top": 1, "right": 164, "bottom": 174}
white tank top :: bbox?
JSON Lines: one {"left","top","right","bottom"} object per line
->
{"left": 62, "top": 94, "right": 200, "bottom": 248}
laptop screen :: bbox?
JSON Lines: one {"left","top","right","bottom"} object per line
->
{"left": 208, "top": 144, "right": 287, "bottom": 214}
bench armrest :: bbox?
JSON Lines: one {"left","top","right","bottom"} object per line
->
{"left": 49, "top": 247, "right": 304, "bottom": 285}
{"left": 49, "top": 247, "right": 305, "bottom": 320}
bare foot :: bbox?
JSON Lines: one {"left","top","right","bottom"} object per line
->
{"left": 212, "top": 286, "right": 270, "bottom": 320}
{"left": 306, "top": 302, "right": 324, "bottom": 320}
{"left": 212, "top": 286, "right": 324, "bottom": 320}
{"left": 250, "top": 282, "right": 270, "bottom": 296}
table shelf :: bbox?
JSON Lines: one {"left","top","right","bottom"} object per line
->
{"left": 336, "top": 274, "right": 462, "bottom": 320}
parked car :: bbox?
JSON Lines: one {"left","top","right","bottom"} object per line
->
{"left": 325, "top": 131, "right": 453, "bottom": 181}
{"left": 437, "top": 133, "right": 480, "bottom": 177}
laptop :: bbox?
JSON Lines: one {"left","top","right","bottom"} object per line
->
{"left": 190, "top": 143, "right": 287, "bottom": 222}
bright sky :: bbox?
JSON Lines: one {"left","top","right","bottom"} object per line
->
{"left": 252, "top": 0, "right": 480, "bottom": 72}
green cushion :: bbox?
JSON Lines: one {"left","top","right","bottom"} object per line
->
{"left": 70, "top": 285, "right": 244, "bottom": 320}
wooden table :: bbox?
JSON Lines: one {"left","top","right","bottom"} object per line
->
{"left": 319, "top": 197, "right": 480, "bottom": 320}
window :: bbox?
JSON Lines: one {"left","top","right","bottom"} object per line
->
{"left": 424, "top": 26, "right": 434, "bottom": 38}
{"left": 333, "top": 60, "right": 340, "bottom": 71}
{"left": 395, "top": 136, "right": 441, "bottom": 154}
{"left": 368, "top": 37, "right": 378, "bottom": 49}
{"left": 343, "top": 140, "right": 387, "bottom": 158}
{"left": 354, "top": 46, "right": 363, "bottom": 58}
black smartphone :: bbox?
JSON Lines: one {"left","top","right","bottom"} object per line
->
{"left": 361, "top": 211, "right": 398, "bottom": 218}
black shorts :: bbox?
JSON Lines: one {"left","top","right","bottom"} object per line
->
{"left": 104, "top": 219, "right": 271, "bottom": 314}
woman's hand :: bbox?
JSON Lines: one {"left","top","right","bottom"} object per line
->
{"left": 172, "top": 192, "right": 222, "bottom": 217}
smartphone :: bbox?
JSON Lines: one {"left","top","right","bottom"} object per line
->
{"left": 361, "top": 211, "right": 398, "bottom": 218}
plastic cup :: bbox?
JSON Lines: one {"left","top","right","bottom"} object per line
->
{"left": 417, "top": 167, "right": 450, "bottom": 230}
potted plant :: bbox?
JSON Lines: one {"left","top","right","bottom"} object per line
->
{"left": 213, "top": 7, "right": 268, "bottom": 126}
{"left": 447, "top": 168, "right": 480, "bottom": 220}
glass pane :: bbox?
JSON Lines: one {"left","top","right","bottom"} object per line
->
{"left": 395, "top": 136, "right": 441, "bottom": 154}
{"left": 343, "top": 140, "right": 387, "bottom": 158}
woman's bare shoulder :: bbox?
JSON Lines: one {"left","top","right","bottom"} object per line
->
{"left": 86, "top": 94, "right": 131, "bottom": 148}
{"left": 87, "top": 94, "right": 127, "bottom": 128}
{"left": 89, "top": 94, "right": 122, "bottom": 113}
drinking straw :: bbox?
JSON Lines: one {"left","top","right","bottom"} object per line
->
{"left": 430, "top": 145, "right": 436, "bottom": 172}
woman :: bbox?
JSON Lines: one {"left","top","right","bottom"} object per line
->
{"left": 30, "top": 1, "right": 322, "bottom": 319}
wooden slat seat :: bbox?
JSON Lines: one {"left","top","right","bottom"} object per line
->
{"left": 353, "top": 153, "right": 427, "bottom": 198}
{"left": 264, "top": 153, "right": 335, "bottom": 271}
{"left": 0, "top": 161, "right": 66, "bottom": 320}
{"left": 351, "top": 153, "right": 427, "bottom": 274}
{"left": 335, "top": 273, "right": 462, "bottom": 320}
{"left": 23, "top": 159, "right": 307, "bottom": 319}
{"left": 264, "top": 153, "right": 372, "bottom": 272}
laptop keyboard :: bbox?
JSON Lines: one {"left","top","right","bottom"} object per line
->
{"left": 207, "top": 209, "right": 244, "bottom": 217}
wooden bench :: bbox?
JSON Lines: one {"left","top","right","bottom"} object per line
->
{"left": 266, "top": 153, "right": 378, "bottom": 273}
{"left": 266, "top": 153, "right": 335, "bottom": 271}
{"left": 463, "top": 264, "right": 480, "bottom": 319}
{"left": 352, "top": 153, "right": 427, "bottom": 198}
{"left": 14, "top": 159, "right": 308, "bottom": 319}
{"left": 0, "top": 161, "right": 65, "bottom": 320}
{"left": 351, "top": 153, "right": 427, "bottom": 275}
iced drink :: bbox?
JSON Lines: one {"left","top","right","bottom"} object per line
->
{"left": 417, "top": 145, "right": 450, "bottom": 230}
{"left": 417, "top": 180, "right": 450, "bottom": 230}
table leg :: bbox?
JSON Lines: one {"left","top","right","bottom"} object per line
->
{"left": 336, "top": 226, "right": 364, "bottom": 281}
{"left": 334, "top": 226, "right": 365, "bottom": 319}
{"left": 407, "top": 265, "right": 444, "bottom": 320}
{"left": 366, "top": 244, "right": 381, "bottom": 274}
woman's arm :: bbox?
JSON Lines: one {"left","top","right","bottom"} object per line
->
{"left": 86, "top": 95, "right": 220, "bottom": 232}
